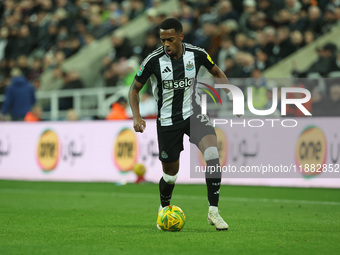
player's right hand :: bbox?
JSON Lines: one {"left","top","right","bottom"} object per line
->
{"left": 133, "top": 116, "right": 146, "bottom": 133}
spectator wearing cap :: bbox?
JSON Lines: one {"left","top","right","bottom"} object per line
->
{"left": 1, "top": 68, "right": 36, "bottom": 121}
{"left": 292, "top": 43, "right": 338, "bottom": 77}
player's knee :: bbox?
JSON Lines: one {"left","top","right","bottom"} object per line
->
{"left": 203, "top": 146, "right": 219, "bottom": 161}
{"left": 163, "top": 172, "right": 178, "bottom": 184}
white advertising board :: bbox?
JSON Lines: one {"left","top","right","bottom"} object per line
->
{"left": 0, "top": 119, "right": 339, "bottom": 188}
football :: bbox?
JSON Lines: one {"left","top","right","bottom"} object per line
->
{"left": 157, "top": 205, "right": 186, "bottom": 232}
{"left": 133, "top": 163, "right": 146, "bottom": 177}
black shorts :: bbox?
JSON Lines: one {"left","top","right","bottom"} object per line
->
{"left": 157, "top": 113, "right": 216, "bottom": 163}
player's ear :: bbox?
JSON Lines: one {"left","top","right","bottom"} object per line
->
{"left": 180, "top": 33, "right": 184, "bottom": 41}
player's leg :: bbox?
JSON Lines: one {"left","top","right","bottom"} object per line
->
{"left": 156, "top": 121, "right": 185, "bottom": 229}
{"left": 189, "top": 113, "right": 228, "bottom": 230}
{"left": 157, "top": 121, "right": 185, "bottom": 207}
{"left": 199, "top": 133, "right": 228, "bottom": 230}
{"left": 157, "top": 161, "right": 179, "bottom": 230}
{"left": 189, "top": 115, "right": 222, "bottom": 207}
{"left": 159, "top": 160, "right": 179, "bottom": 207}
{"left": 198, "top": 134, "right": 221, "bottom": 208}
{"left": 199, "top": 134, "right": 228, "bottom": 230}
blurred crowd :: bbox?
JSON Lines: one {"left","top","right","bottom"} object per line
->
{"left": 101, "top": 0, "right": 340, "bottom": 118}
{"left": 0, "top": 0, "right": 159, "bottom": 88}
{"left": 0, "top": 0, "right": 159, "bottom": 120}
{"left": 171, "top": 0, "right": 340, "bottom": 78}
{"left": 1, "top": 0, "right": 340, "bottom": 121}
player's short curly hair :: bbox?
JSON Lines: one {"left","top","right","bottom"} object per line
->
{"left": 159, "top": 18, "right": 183, "bottom": 33}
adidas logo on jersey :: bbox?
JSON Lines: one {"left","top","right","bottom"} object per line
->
{"left": 162, "top": 66, "right": 171, "bottom": 73}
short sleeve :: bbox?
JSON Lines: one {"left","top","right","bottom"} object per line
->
{"left": 135, "top": 61, "right": 153, "bottom": 85}
{"left": 198, "top": 50, "right": 215, "bottom": 71}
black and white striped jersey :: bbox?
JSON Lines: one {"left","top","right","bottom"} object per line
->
{"left": 135, "top": 43, "right": 215, "bottom": 126}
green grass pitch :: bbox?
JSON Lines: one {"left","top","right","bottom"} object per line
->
{"left": 1, "top": 180, "right": 340, "bottom": 255}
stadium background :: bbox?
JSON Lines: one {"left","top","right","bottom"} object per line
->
{"left": 0, "top": 0, "right": 340, "bottom": 254}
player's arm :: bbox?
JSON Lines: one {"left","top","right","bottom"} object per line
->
{"left": 129, "top": 79, "right": 146, "bottom": 133}
{"left": 200, "top": 50, "right": 232, "bottom": 97}
{"left": 208, "top": 65, "right": 230, "bottom": 94}
{"left": 208, "top": 65, "right": 241, "bottom": 118}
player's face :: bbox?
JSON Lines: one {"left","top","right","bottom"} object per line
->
{"left": 160, "top": 29, "right": 184, "bottom": 59}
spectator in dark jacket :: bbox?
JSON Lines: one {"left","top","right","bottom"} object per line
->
{"left": 292, "top": 43, "right": 338, "bottom": 77}
{"left": 1, "top": 68, "right": 36, "bottom": 121}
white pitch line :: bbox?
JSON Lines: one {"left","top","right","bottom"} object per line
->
{"left": 1, "top": 188, "right": 340, "bottom": 206}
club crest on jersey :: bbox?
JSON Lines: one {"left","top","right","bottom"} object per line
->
{"left": 162, "top": 77, "right": 193, "bottom": 90}
{"left": 137, "top": 64, "right": 144, "bottom": 76}
{"left": 161, "top": 151, "right": 168, "bottom": 159}
{"left": 186, "top": 61, "right": 194, "bottom": 71}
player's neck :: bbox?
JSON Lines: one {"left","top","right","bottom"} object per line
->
{"left": 173, "top": 44, "right": 184, "bottom": 60}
